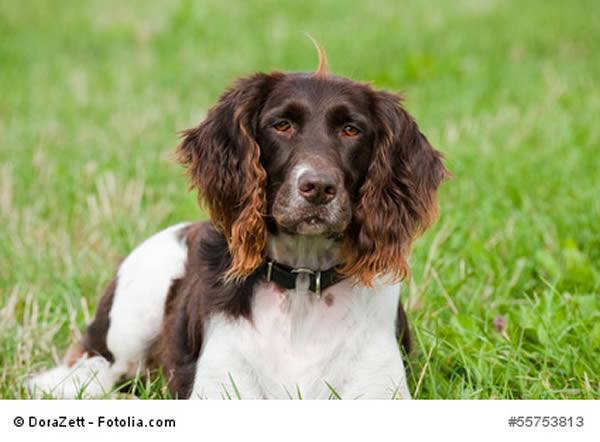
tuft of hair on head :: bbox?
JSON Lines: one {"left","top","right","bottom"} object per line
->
{"left": 306, "top": 34, "right": 328, "bottom": 79}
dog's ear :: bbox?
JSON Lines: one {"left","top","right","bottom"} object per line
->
{"left": 176, "top": 72, "right": 282, "bottom": 280}
{"left": 341, "top": 91, "right": 450, "bottom": 286}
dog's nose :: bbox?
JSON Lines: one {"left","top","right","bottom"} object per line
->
{"left": 297, "top": 170, "right": 337, "bottom": 205}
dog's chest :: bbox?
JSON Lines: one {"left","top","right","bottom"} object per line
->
{"left": 249, "top": 282, "right": 361, "bottom": 386}
{"left": 195, "top": 279, "right": 401, "bottom": 399}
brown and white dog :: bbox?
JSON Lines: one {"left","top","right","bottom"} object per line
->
{"left": 28, "top": 50, "right": 449, "bottom": 399}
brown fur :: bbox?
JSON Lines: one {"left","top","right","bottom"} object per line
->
{"left": 308, "top": 35, "right": 328, "bottom": 79}
{"left": 146, "top": 222, "right": 260, "bottom": 398}
{"left": 340, "top": 91, "right": 450, "bottom": 286}
{"left": 64, "top": 343, "right": 85, "bottom": 368}
{"left": 176, "top": 73, "right": 284, "bottom": 281}
{"left": 83, "top": 277, "right": 117, "bottom": 363}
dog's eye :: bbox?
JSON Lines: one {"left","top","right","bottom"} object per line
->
{"left": 273, "top": 121, "right": 291, "bottom": 132}
{"left": 342, "top": 125, "right": 360, "bottom": 137}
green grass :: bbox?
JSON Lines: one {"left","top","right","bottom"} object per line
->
{"left": 1, "top": 0, "right": 599, "bottom": 399}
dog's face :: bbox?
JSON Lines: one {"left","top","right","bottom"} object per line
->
{"left": 177, "top": 68, "right": 449, "bottom": 286}
{"left": 258, "top": 73, "right": 374, "bottom": 237}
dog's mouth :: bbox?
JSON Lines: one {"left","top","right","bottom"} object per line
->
{"left": 273, "top": 207, "right": 349, "bottom": 237}
{"left": 296, "top": 214, "right": 329, "bottom": 235}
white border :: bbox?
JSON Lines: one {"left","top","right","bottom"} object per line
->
{"left": 1, "top": 400, "right": 598, "bottom": 442}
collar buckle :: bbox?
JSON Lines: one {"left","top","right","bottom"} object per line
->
{"left": 291, "top": 268, "right": 322, "bottom": 297}
{"left": 290, "top": 267, "right": 316, "bottom": 276}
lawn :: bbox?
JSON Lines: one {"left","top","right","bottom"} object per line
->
{"left": 1, "top": 0, "right": 598, "bottom": 399}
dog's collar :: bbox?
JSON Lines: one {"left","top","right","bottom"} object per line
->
{"left": 257, "top": 259, "right": 346, "bottom": 297}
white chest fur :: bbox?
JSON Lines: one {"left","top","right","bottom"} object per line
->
{"left": 191, "top": 278, "right": 410, "bottom": 399}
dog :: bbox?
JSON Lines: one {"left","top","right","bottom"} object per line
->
{"left": 28, "top": 49, "right": 449, "bottom": 399}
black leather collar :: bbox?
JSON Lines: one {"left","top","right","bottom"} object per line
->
{"left": 256, "top": 259, "right": 346, "bottom": 297}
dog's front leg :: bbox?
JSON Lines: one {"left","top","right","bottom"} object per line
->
{"left": 339, "top": 336, "right": 411, "bottom": 400}
{"left": 189, "top": 314, "right": 263, "bottom": 400}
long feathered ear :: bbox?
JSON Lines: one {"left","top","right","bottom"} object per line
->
{"left": 341, "top": 91, "right": 450, "bottom": 286}
{"left": 176, "top": 72, "right": 282, "bottom": 281}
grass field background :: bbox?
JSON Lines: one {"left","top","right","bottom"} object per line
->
{"left": 1, "top": 0, "right": 599, "bottom": 399}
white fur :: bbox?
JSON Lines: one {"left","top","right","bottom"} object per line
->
{"left": 28, "top": 223, "right": 190, "bottom": 398}
{"left": 191, "top": 279, "right": 409, "bottom": 399}
{"left": 291, "top": 164, "right": 311, "bottom": 206}
{"left": 106, "top": 222, "right": 190, "bottom": 373}
{"left": 27, "top": 355, "right": 119, "bottom": 399}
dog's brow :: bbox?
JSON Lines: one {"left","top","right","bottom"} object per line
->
{"left": 326, "top": 104, "right": 368, "bottom": 127}
{"left": 263, "top": 100, "right": 309, "bottom": 124}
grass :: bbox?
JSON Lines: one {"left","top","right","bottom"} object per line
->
{"left": 1, "top": 0, "right": 599, "bottom": 399}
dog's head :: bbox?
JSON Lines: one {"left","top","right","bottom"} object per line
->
{"left": 177, "top": 55, "right": 449, "bottom": 286}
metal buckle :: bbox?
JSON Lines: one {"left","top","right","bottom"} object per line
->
{"left": 266, "top": 261, "right": 273, "bottom": 282}
{"left": 291, "top": 268, "right": 321, "bottom": 298}
{"left": 290, "top": 267, "right": 315, "bottom": 276}
{"left": 315, "top": 271, "right": 321, "bottom": 298}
